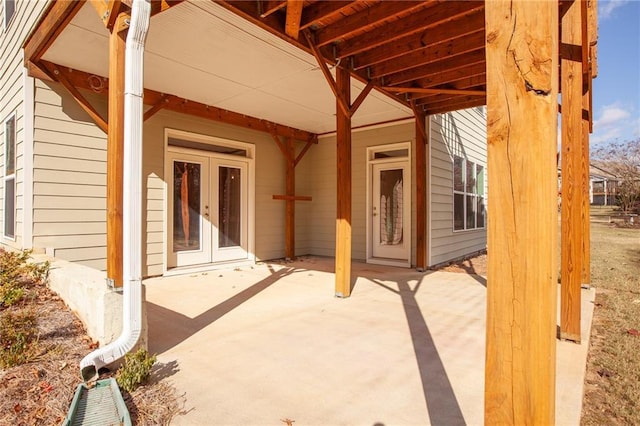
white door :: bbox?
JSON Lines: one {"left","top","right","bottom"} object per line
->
{"left": 372, "top": 161, "right": 410, "bottom": 260}
{"left": 167, "top": 151, "right": 248, "bottom": 268}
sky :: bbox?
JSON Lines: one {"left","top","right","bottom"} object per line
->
{"left": 590, "top": 0, "right": 640, "bottom": 146}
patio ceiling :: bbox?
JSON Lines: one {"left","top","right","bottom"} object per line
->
{"left": 38, "top": 0, "right": 487, "bottom": 135}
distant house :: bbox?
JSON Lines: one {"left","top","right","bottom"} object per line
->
{"left": 589, "top": 162, "right": 618, "bottom": 206}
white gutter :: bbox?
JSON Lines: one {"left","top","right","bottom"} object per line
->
{"left": 80, "top": 0, "right": 151, "bottom": 382}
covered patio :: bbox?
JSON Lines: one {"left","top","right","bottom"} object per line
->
{"left": 22, "top": 0, "right": 599, "bottom": 422}
{"left": 145, "top": 257, "right": 594, "bottom": 425}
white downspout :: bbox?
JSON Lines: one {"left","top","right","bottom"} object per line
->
{"left": 80, "top": 0, "right": 151, "bottom": 382}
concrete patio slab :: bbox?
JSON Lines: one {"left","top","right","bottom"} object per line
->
{"left": 144, "top": 256, "right": 594, "bottom": 425}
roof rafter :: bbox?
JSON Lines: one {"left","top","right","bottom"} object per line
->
{"left": 383, "top": 48, "right": 485, "bottom": 86}
{"left": 334, "top": 1, "right": 483, "bottom": 59}
{"left": 352, "top": 8, "right": 485, "bottom": 70}
{"left": 299, "top": 1, "right": 356, "bottom": 31}
{"left": 314, "top": 1, "right": 429, "bottom": 48}
{"left": 368, "top": 30, "right": 485, "bottom": 79}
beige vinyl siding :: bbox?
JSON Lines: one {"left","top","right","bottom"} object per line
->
{"left": 1, "top": 0, "right": 48, "bottom": 250}
{"left": 310, "top": 122, "right": 416, "bottom": 263}
{"left": 429, "top": 107, "right": 487, "bottom": 266}
{"left": 143, "top": 109, "right": 297, "bottom": 275}
{"left": 32, "top": 80, "right": 108, "bottom": 269}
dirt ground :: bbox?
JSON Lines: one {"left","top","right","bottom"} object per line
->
{"left": 0, "top": 282, "right": 185, "bottom": 425}
{"left": 435, "top": 252, "right": 487, "bottom": 276}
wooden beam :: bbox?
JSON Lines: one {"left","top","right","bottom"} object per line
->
{"left": 589, "top": 0, "right": 598, "bottom": 78}
{"left": 560, "top": 0, "right": 584, "bottom": 343}
{"left": 89, "top": 0, "right": 123, "bottom": 30}
{"left": 106, "top": 13, "right": 128, "bottom": 288}
{"left": 350, "top": 80, "right": 375, "bottom": 117}
{"left": 387, "top": 87, "right": 486, "bottom": 96}
{"left": 259, "top": 0, "right": 287, "bottom": 18}
{"left": 285, "top": 0, "right": 303, "bottom": 40}
{"left": 299, "top": 1, "right": 355, "bottom": 31}
{"left": 335, "top": 65, "right": 352, "bottom": 298}
{"left": 415, "top": 108, "right": 427, "bottom": 271}
{"left": 484, "top": 0, "right": 558, "bottom": 424}
{"left": 143, "top": 94, "right": 173, "bottom": 121}
{"left": 42, "top": 62, "right": 108, "bottom": 133}
{"left": 294, "top": 139, "right": 315, "bottom": 167}
{"left": 303, "top": 31, "right": 350, "bottom": 118}
{"left": 285, "top": 137, "right": 295, "bottom": 259}
{"left": 423, "top": 97, "right": 486, "bottom": 116}
{"left": 414, "top": 62, "right": 486, "bottom": 91}
{"left": 39, "top": 61, "right": 317, "bottom": 142}
{"left": 23, "top": 0, "right": 85, "bottom": 70}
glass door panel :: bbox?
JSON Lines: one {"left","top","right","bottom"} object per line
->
{"left": 167, "top": 153, "right": 210, "bottom": 267}
{"left": 218, "top": 166, "right": 242, "bottom": 248}
{"left": 212, "top": 159, "right": 248, "bottom": 262}
{"left": 372, "top": 162, "right": 409, "bottom": 260}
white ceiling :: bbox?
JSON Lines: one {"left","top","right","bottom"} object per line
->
{"left": 42, "top": 1, "right": 413, "bottom": 134}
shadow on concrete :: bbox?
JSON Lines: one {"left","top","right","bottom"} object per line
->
{"left": 147, "top": 265, "right": 295, "bottom": 354}
{"left": 151, "top": 360, "right": 180, "bottom": 381}
{"left": 368, "top": 274, "right": 467, "bottom": 426}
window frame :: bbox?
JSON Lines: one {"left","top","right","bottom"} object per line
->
{"left": 453, "top": 154, "right": 485, "bottom": 232}
{"left": 3, "top": 0, "right": 16, "bottom": 31}
{"left": 3, "top": 113, "right": 16, "bottom": 240}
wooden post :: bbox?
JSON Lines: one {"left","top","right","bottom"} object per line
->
{"left": 334, "top": 65, "right": 352, "bottom": 297}
{"left": 415, "top": 110, "right": 427, "bottom": 271}
{"left": 582, "top": 81, "right": 591, "bottom": 284}
{"left": 484, "top": 0, "right": 558, "bottom": 424}
{"left": 285, "top": 137, "right": 295, "bottom": 259}
{"left": 560, "top": 0, "right": 584, "bottom": 342}
{"left": 107, "top": 14, "right": 128, "bottom": 288}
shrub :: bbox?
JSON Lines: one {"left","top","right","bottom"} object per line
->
{"left": 0, "top": 249, "right": 49, "bottom": 308}
{"left": 0, "top": 310, "right": 39, "bottom": 368}
{"left": 116, "top": 348, "right": 157, "bottom": 392}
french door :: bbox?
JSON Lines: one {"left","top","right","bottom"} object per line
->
{"left": 167, "top": 150, "right": 248, "bottom": 268}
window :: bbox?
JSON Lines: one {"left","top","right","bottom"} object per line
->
{"left": 453, "top": 155, "right": 485, "bottom": 231}
{"left": 3, "top": 114, "right": 15, "bottom": 239}
{"left": 4, "top": 0, "right": 15, "bottom": 30}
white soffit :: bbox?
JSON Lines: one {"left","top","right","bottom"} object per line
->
{"left": 42, "top": 1, "right": 412, "bottom": 134}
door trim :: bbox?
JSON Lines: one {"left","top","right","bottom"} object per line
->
{"left": 366, "top": 142, "right": 412, "bottom": 268}
{"left": 162, "top": 129, "right": 255, "bottom": 274}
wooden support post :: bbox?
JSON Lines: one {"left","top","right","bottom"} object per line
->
{"left": 107, "top": 14, "right": 128, "bottom": 288}
{"left": 334, "top": 65, "right": 352, "bottom": 297}
{"left": 415, "top": 109, "right": 427, "bottom": 271}
{"left": 560, "top": 0, "right": 584, "bottom": 343}
{"left": 285, "top": 137, "right": 295, "bottom": 259}
{"left": 582, "top": 79, "right": 591, "bottom": 284}
{"left": 484, "top": 0, "right": 558, "bottom": 424}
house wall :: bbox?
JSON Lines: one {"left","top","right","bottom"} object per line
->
{"left": 1, "top": 0, "right": 48, "bottom": 251}
{"left": 429, "top": 107, "right": 487, "bottom": 266}
{"left": 29, "top": 86, "right": 309, "bottom": 275}
{"left": 32, "top": 81, "right": 108, "bottom": 270}
{"left": 310, "top": 121, "right": 418, "bottom": 264}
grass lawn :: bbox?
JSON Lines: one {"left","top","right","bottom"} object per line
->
{"left": 581, "top": 221, "right": 640, "bottom": 424}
